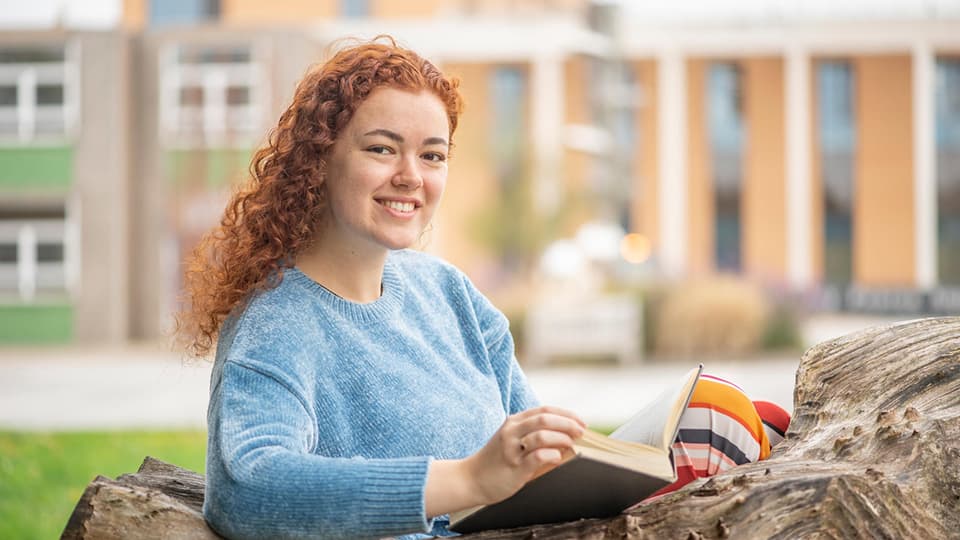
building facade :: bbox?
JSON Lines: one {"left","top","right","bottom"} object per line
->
{"left": 0, "top": 31, "right": 131, "bottom": 343}
{"left": 1, "top": 1, "right": 958, "bottom": 343}
{"left": 620, "top": 16, "right": 960, "bottom": 313}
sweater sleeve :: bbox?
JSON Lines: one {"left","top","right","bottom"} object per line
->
{"left": 486, "top": 321, "right": 540, "bottom": 415}
{"left": 204, "top": 360, "right": 434, "bottom": 540}
{"left": 461, "top": 275, "right": 540, "bottom": 415}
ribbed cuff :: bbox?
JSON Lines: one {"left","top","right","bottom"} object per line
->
{"left": 355, "top": 456, "right": 434, "bottom": 535}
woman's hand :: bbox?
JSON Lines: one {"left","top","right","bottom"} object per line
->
{"left": 465, "top": 405, "right": 587, "bottom": 504}
{"left": 425, "top": 406, "right": 586, "bottom": 517}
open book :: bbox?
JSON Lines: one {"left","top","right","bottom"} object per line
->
{"left": 449, "top": 365, "right": 703, "bottom": 534}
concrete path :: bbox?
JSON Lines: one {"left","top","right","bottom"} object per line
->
{"left": 0, "top": 343, "right": 210, "bottom": 431}
{"left": 0, "top": 314, "right": 910, "bottom": 430}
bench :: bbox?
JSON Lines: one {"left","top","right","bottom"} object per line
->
{"left": 523, "top": 295, "right": 642, "bottom": 365}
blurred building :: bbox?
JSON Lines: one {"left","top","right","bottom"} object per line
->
{"left": 620, "top": 4, "right": 960, "bottom": 316}
{"left": 0, "top": 1, "right": 958, "bottom": 343}
{"left": 0, "top": 32, "right": 130, "bottom": 343}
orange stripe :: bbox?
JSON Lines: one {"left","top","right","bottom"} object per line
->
{"left": 699, "top": 373, "right": 746, "bottom": 392}
{"left": 688, "top": 379, "right": 765, "bottom": 442}
{"left": 687, "top": 378, "right": 771, "bottom": 459}
{"left": 686, "top": 402, "right": 762, "bottom": 441}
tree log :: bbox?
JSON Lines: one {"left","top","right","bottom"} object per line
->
{"left": 61, "top": 317, "right": 960, "bottom": 539}
{"left": 61, "top": 456, "right": 220, "bottom": 540}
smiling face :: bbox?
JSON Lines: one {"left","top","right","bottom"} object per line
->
{"left": 319, "top": 87, "right": 450, "bottom": 258}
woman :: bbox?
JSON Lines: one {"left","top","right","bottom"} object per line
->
{"left": 179, "top": 38, "right": 789, "bottom": 539}
{"left": 179, "top": 38, "right": 586, "bottom": 539}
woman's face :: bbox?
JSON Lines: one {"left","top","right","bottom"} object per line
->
{"left": 320, "top": 87, "right": 450, "bottom": 256}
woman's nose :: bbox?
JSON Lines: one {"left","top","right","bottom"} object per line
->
{"left": 392, "top": 156, "right": 423, "bottom": 188}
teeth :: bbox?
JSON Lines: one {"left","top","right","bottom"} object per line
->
{"left": 382, "top": 200, "right": 415, "bottom": 212}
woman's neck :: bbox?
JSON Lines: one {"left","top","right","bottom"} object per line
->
{"left": 295, "top": 240, "right": 387, "bottom": 304}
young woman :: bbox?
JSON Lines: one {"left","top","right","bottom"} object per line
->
{"left": 179, "top": 38, "right": 789, "bottom": 539}
{"left": 179, "top": 38, "right": 585, "bottom": 539}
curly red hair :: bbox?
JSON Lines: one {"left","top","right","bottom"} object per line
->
{"left": 177, "top": 37, "right": 464, "bottom": 357}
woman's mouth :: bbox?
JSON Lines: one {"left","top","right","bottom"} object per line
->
{"left": 380, "top": 200, "right": 416, "bottom": 213}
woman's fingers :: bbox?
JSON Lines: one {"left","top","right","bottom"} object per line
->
{"left": 518, "top": 429, "right": 577, "bottom": 456}
{"left": 512, "top": 405, "right": 587, "bottom": 427}
{"left": 465, "top": 406, "right": 589, "bottom": 506}
{"left": 526, "top": 447, "right": 563, "bottom": 466}
{"left": 513, "top": 411, "right": 586, "bottom": 443}
{"left": 497, "top": 408, "right": 586, "bottom": 467}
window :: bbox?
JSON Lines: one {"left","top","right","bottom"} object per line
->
{"left": 487, "top": 67, "right": 529, "bottom": 270}
{"left": 817, "top": 61, "right": 855, "bottom": 285}
{"left": 160, "top": 43, "right": 263, "bottom": 147}
{"left": 585, "top": 57, "right": 638, "bottom": 228}
{"left": 149, "top": 0, "right": 220, "bottom": 27}
{"left": 491, "top": 67, "right": 526, "bottom": 188}
{"left": 612, "top": 66, "right": 639, "bottom": 153}
{"left": 708, "top": 62, "right": 744, "bottom": 272}
{"left": 341, "top": 0, "right": 370, "bottom": 17}
{"left": 936, "top": 57, "right": 960, "bottom": 285}
{"left": 0, "top": 205, "right": 72, "bottom": 302}
{"left": 0, "top": 44, "right": 77, "bottom": 142}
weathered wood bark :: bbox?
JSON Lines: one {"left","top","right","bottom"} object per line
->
{"left": 62, "top": 317, "right": 960, "bottom": 539}
{"left": 61, "top": 456, "right": 221, "bottom": 539}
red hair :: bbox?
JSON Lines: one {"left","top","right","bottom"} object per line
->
{"left": 177, "top": 37, "right": 464, "bottom": 357}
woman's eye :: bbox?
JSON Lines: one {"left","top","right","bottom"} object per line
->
{"left": 368, "top": 146, "right": 392, "bottom": 155}
{"left": 423, "top": 152, "right": 447, "bottom": 162}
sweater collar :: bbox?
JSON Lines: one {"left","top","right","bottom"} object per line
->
{"left": 286, "top": 256, "right": 404, "bottom": 324}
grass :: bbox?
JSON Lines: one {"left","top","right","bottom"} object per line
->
{"left": 0, "top": 427, "right": 619, "bottom": 539}
{"left": 0, "top": 430, "right": 206, "bottom": 540}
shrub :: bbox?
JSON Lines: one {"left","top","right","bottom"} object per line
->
{"left": 655, "top": 276, "right": 770, "bottom": 357}
{"left": 761, "top": 304, "right": 803, "bottom": 351}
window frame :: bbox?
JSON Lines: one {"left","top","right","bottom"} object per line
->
{"left": 0, "top": 202, "right": 77, "bottom": 303}
{"left": 0, "top": 41, "right": 80, "bottom": 146}
{"left": 158, "top": 41, "right": 267, "bottom": 149}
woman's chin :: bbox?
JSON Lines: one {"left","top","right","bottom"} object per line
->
{"left": 377, "top": 234, "right": 420, "bottom": 251}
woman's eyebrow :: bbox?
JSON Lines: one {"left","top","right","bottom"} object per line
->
{"left": 363, "top": 129, "right": 448, "bottom": 147}
{"left": 363, "top": 128, "right": 403, "bottom": 142}
{"left": 423, "top": 136, "right": 449, "bottom": 147}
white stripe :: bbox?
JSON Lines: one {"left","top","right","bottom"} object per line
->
{"left": 763, "top": 424, "right": 786, "bottom": 447}
{"left": 676, "top": 407, "right": 762, "bottom": 461}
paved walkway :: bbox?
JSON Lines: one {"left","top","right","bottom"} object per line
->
{"left": 0, "top": 343, "right": 210, "bottom": 431}
{"left": 0, "top": 314, "right": 910, "bottom": 430}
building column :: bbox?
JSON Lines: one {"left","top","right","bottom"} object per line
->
{"left": 74, "top": 32, "right": 130, "bottom": 342}
{"left": 657, "top": 50, "right": 687, "bottom": 277}
{"left": 785, "top": 46, "right": 813, "bottom": 291}
{"left": 531, "top": 53, "right": 565, "bottom": 213}
{"left": 913, "top": 42, "right": 937, "bottom": 289}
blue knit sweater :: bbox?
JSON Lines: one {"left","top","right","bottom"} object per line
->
{"left": 203, "top": 250, "right": 539, "bottom": 539}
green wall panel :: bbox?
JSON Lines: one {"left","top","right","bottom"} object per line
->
{"left": 0, "top": 148, "right": 73, "bottom": 192}
{"left": 167, "top": 148, "right": 252, "bottom": 189}
{"left": 0, "top": 304, "right": 72, "bottom": 343}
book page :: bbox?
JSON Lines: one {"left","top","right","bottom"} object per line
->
{"left": 608, "top": 366, "right": 702, "bottom": 449}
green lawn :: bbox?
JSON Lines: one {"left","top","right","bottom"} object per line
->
{"left": 0, "top": 427, "right": 615, "bottom": 539}
{"left": 0, "top": 431, "right": 206, "bottom": 540}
